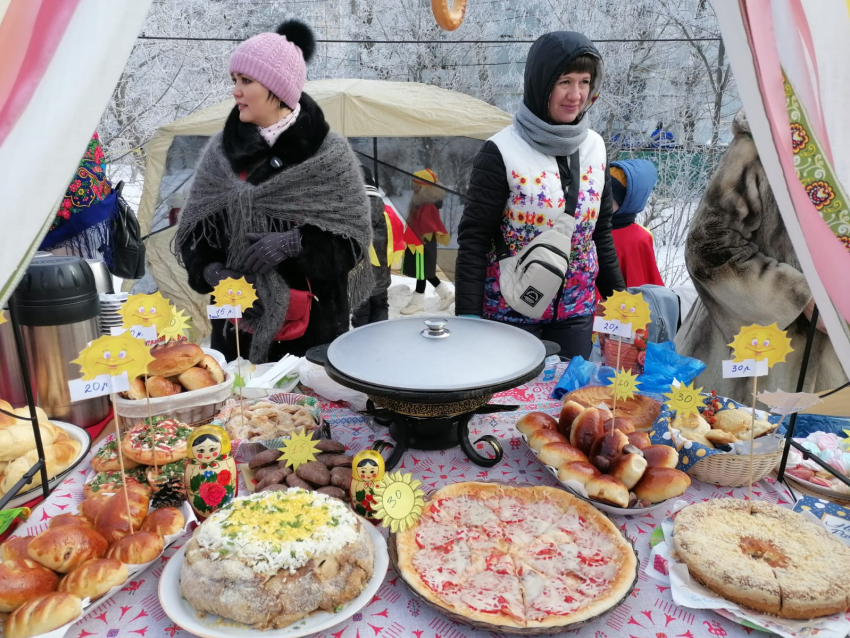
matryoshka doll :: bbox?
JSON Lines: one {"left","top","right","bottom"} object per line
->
{"left": 351, "top": 450, "right": 385, "bottom": 521}
{"left": 185, "top": 425, "right": 238, "bottom": 520}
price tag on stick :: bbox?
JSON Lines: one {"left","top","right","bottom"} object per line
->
{"left": 69, "top": 333, "right": 154, "bottom": 397}
{"left": 611, "top": 368, "right": 641, "bottom": 402}
{"left": 663, "top": 381, "right": 706, "bottom": 417}
{"left": 592, "top": 316, "right": 633, "bottom": 338}
{"left": 277, "top": 430, "right": 321, "bottom": 470}
{"left": 207, "top": 304, "right": 242, "bottom": 320}
{"left": 722, "top": 358, "right": 769, "bottom": 378}
{"left": 68, "top": 372, "right": 130, "bottom": 401}
{"left": 373, "top": 471, "right": 426, "bottom": 533}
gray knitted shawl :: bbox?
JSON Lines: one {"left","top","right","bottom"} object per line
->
{"left": 175, "top": 131, "right": 373, "bottom": 362}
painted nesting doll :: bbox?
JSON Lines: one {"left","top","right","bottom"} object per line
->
{"left": 350, "top": 450, "right": 386, "bottom": 521}
{"left": 185, "top": 425, "right": 238, "bottom": 520}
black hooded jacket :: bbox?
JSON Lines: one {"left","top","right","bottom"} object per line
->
{"left": 179, "top": 94, "right": 359, "bottom": 359}
{"left": 454, "top": 31, "right": 625, "bottom": 317}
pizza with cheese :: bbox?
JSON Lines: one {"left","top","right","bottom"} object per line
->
{"left": 91, "top": 437, "right": 141, "bottom": 473}
{"left": 121, "top": 418, "right": 192, "bottom": 465}
{"left": 395, "top": 482, "right": 637, "bottom": 629}
{"left": 84, "top": 467, "right": 147, "bottom": 498}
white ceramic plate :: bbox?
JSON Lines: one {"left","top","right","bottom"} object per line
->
{"left": 158, "top": 519, "right": 389, "bottom": 638}
{"left": 1, "top": 420, "right": 92, "bottom": 508}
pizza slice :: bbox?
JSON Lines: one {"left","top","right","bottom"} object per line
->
{"left": 121, "top": 418, "right": 192, "bottom": 465}
{"left": 454, "top": 551, "right": 526, "bottom": 627}
{"left": 91, "top": 437, "right": 141, "bottom": 473}
{"left": 84, "top": 467, "right": 147, "bottom": 498}
{"left": 493, "top": 491, "right": 564, "bottom": 550}
{"left": 517, "top": 560, "right": 587, "bottom": 626}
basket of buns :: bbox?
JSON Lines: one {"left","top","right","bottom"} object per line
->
{"left": 658, "top": 392, "right": 783, "bottom": 487}
{"left": 115, "top": 343, "right": 233, "bottom": 427}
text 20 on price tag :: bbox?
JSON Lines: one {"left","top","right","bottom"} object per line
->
{"left": 592, "top": 316, "right": 633, "bottom": 338}
{"left": 110, "top": 325, "right": 158, "bottom": 342}
{"left": 373, "top": 471, "right": 426, "bottom": 533}
{"left": 68, "top": 372, "right": 130, "bottom": 402}
{"left": 207, "top": 304, "right": 242, "bottom": 320}
{"left": 722, "top": 358, "right": 769, "bottom": 378}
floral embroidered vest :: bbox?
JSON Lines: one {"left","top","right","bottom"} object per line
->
{"left": 484, "top": 125, "right": 608, "bottom": 324}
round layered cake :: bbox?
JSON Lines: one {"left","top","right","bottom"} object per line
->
{"left": 180, "top": 489, "right": 374, "bottom": 629}
{"left": 674, "top": 499, "right": 850, "bottom": 619}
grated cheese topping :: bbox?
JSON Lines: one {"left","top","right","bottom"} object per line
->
{"left": 195, "top": 488, "right": 360, "bottom": 575}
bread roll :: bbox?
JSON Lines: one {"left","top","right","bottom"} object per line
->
{"left": 610, "top": 453, "right": 648, "bottom": 490}
{"left": 147, "top": 342, "right": 205, "bottom": 377}
{"left": 124, "top": 377, "right": 148, "bottom": 400}
{"left": 177, "top": 366, "right": 217, "bottom": 391}
{"left": 569, "top": 408, "right": 605, "bottom": 457}
{"left": 641, "top": 445, "right": 679, "bottom": 469}
{"left": 140, "top": 507, "right": 185, "bottom": 537}
{"left": 79, "top": 493, "right": 112, "bottom": 523}
{"left": 527, "top": 428, "right": 567, "bottom": 452}
{"left": 4, "top": 592, "right": 82, "bottom": 638}
{"left": 557, "top": 400, "right": 585, "bottom": 440}
{"left": 145, "top": 376, "right": 182, "bottom": 398}
{"left": 537, "top": 442, "right": 588, "bottom": 468}
{"left": 95, "top": 484, "right": 151, "bottom": 544}
{"left": 198, "top": 354, "right": 225, "bottom": 384}
{"left": 515, "top": 412, "right": 558, "bottom": 437}
{"left": 0, "top": 537, "right": 33, "bottom": 564}
{"left": 0, "top": 423, "right": 59, "bottom": 462}
{"left": 705, "top": 429, "right": 737, "bottom": 445}
{"left": 105, "top": 531, "right": 164, "bottom": 565}
{"left": 57, "top": 558, "right": 128, "bottom": 600}
{"left": 48, "top": 514, "right": 93, "bottom": 530}
{"left": 603, "top": 417, "right": 635, "bottom": 434}
{"left": 633, "top": 468, "right": 691, "bottom": 503}
{"left": 556, "top": 461, "right": 600, "bottom": 486}
{"left": 585, "top": 475, "right": 630, "bottom": 508}
{"left": 0, "top": 559, "right": 59, "bottom": 612}
{"left": 0, "top": 399, "right": 15, "bottom": 427}
{"left": 27, "top": 527, "right": 108, "bottom": 573}
{"left": 589, "top": 429, "right": 629, "bottom": 473}
{"left": 712, "top": 408, "right": 750, "bottom": 435}
{"left": 625, "top": 431, "right": 652, "bottom": 450}
{"left": 9, "top": 406, "right": 49, "bottom": 428}
{"left": 1, "top": 439, "right": 81, "bottom": 494}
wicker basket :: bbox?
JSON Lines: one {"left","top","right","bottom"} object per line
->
{"left": 687, "top": 443, "right": 785, "bottom": 487}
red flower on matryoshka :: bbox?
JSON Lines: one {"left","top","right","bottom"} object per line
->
{"left": 216, "top": 470, "right": 232, "bottom": 486}
{"left": 199, "top": 482, "right": 226, "bottom": 507}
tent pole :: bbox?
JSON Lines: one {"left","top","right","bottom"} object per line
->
{"left": 373, "top": 138, "right": 379, "bottom": 190}
{"left": 776, "top": 304, "right": 819, "bottom": 484}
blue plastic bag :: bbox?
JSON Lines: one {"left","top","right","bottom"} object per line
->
{"left": 552, "top": 356, "right": 616, "bottom": 399}
{"left": 638, "top": 342, "right": 706, "bottom": 395}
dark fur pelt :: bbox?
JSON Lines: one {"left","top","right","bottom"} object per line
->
{"left": 675, "top": 111, "right": 846, "bottom": 402}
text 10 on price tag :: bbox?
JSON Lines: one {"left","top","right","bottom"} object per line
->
{"left": 722, "top": 358, "right": 769, "bottom": 378}
{"left": 207, "top": 304, "right": 242, "bottom": 320}
{"left": 110, "top": 325, "right": 158, "bottom": 342}
{"left": 67, "top": 372, "right": 130, "bottom": 402}
{"left": 592, "top": 316, "right": 632, "bottom": 338}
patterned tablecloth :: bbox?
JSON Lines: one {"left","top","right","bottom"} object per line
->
{"left": 15, "top": 367, "right": 803, "bottom": 638}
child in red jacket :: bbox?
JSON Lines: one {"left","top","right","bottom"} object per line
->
{"left": 609, "top": 159, "right": 664, "bottom": 287}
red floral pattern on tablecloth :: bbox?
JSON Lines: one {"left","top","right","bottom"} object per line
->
{"left": 10, "top": 367, "right": 788, "bottom": 638}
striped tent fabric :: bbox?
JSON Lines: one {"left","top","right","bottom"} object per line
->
{"left": 714, "top": 0, "right": 850, "bottom": 380}
{"left": 0, "top": 0, "right": 151, "bottom": 306}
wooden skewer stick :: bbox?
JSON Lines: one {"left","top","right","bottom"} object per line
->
{"left": 748, "top": 374, "right": 758, "bottom": 514}
{"left": 144, "top": 374, "right": 157, "bottom": 476}
{"left": 111, "top": 392, "right": 134, "bottom": 532}
{"left": 613, "top": 335, "right": 623, "bottom": 413}
{"left": 234, "top": 315, "right": 245, "bottom": 430}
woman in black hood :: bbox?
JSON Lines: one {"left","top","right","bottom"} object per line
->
{"left": 455, "top": 31, "right": 625, "bottom": 358}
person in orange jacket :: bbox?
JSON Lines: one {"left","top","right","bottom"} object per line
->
{"left": 609, "top": 159, "right": 664, "bottom": 287}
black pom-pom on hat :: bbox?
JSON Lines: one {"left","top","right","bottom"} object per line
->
{"left": 276, "top": 19, "right": 316, "bottom": 63}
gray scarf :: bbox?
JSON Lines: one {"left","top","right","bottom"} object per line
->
{"left": 513, "top": 101, "right": 589, "bottom": 157}
{"left": 175, "top": 131, "right": 373, "bottom": 363}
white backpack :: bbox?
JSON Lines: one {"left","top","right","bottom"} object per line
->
{"left": 496, "top": 150, "right": 580, "bottom": 319}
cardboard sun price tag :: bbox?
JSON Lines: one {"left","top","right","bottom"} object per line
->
{"left": 722, "top": 358, "right": 769, "bottom": 379}
{"left": 68, "top": 372, "right": 130, "bottom": 402}
{"left": 592, "top": 316, "right": 633, "bottom": 338}
{"left": 207, "top": 304, "right": 242, "bottom": 320}
{"left": 372, "top": 471, "right": 426, "bottom": 533}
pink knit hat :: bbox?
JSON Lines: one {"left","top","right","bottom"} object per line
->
{"left": 229, "top": 20, "right": 316, "bottom": 109}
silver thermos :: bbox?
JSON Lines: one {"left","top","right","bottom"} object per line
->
{"left": 0, "top": 256, "right": 110, "bottom": 427}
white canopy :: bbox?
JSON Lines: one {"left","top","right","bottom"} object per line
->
{"left": 137, "top": 79, "right": 512, "bottom": 339}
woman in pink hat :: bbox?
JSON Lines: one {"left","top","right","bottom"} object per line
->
{"left": 176, "top": 20, "right": 372, "bottom": 364}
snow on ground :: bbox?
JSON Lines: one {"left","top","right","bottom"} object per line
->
{"left": 387, "top": 274, "right": 454, "bottom": 319}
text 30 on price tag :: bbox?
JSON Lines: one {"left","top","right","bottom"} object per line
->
{"left": 67, "top": 372, "right": 130, "bottom": 402}
{"left": 207, "top": 304, "right": 242, "bottom": 319}
{"left": 722, "top": 358, "right": 769, "bottom": 378}
{"left": 592, "top": 316, "right": 632, "bottom": 338}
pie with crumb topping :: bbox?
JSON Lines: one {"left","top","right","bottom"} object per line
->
{"left": 673, "top": 499, "right": 850, "bottom": 619}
